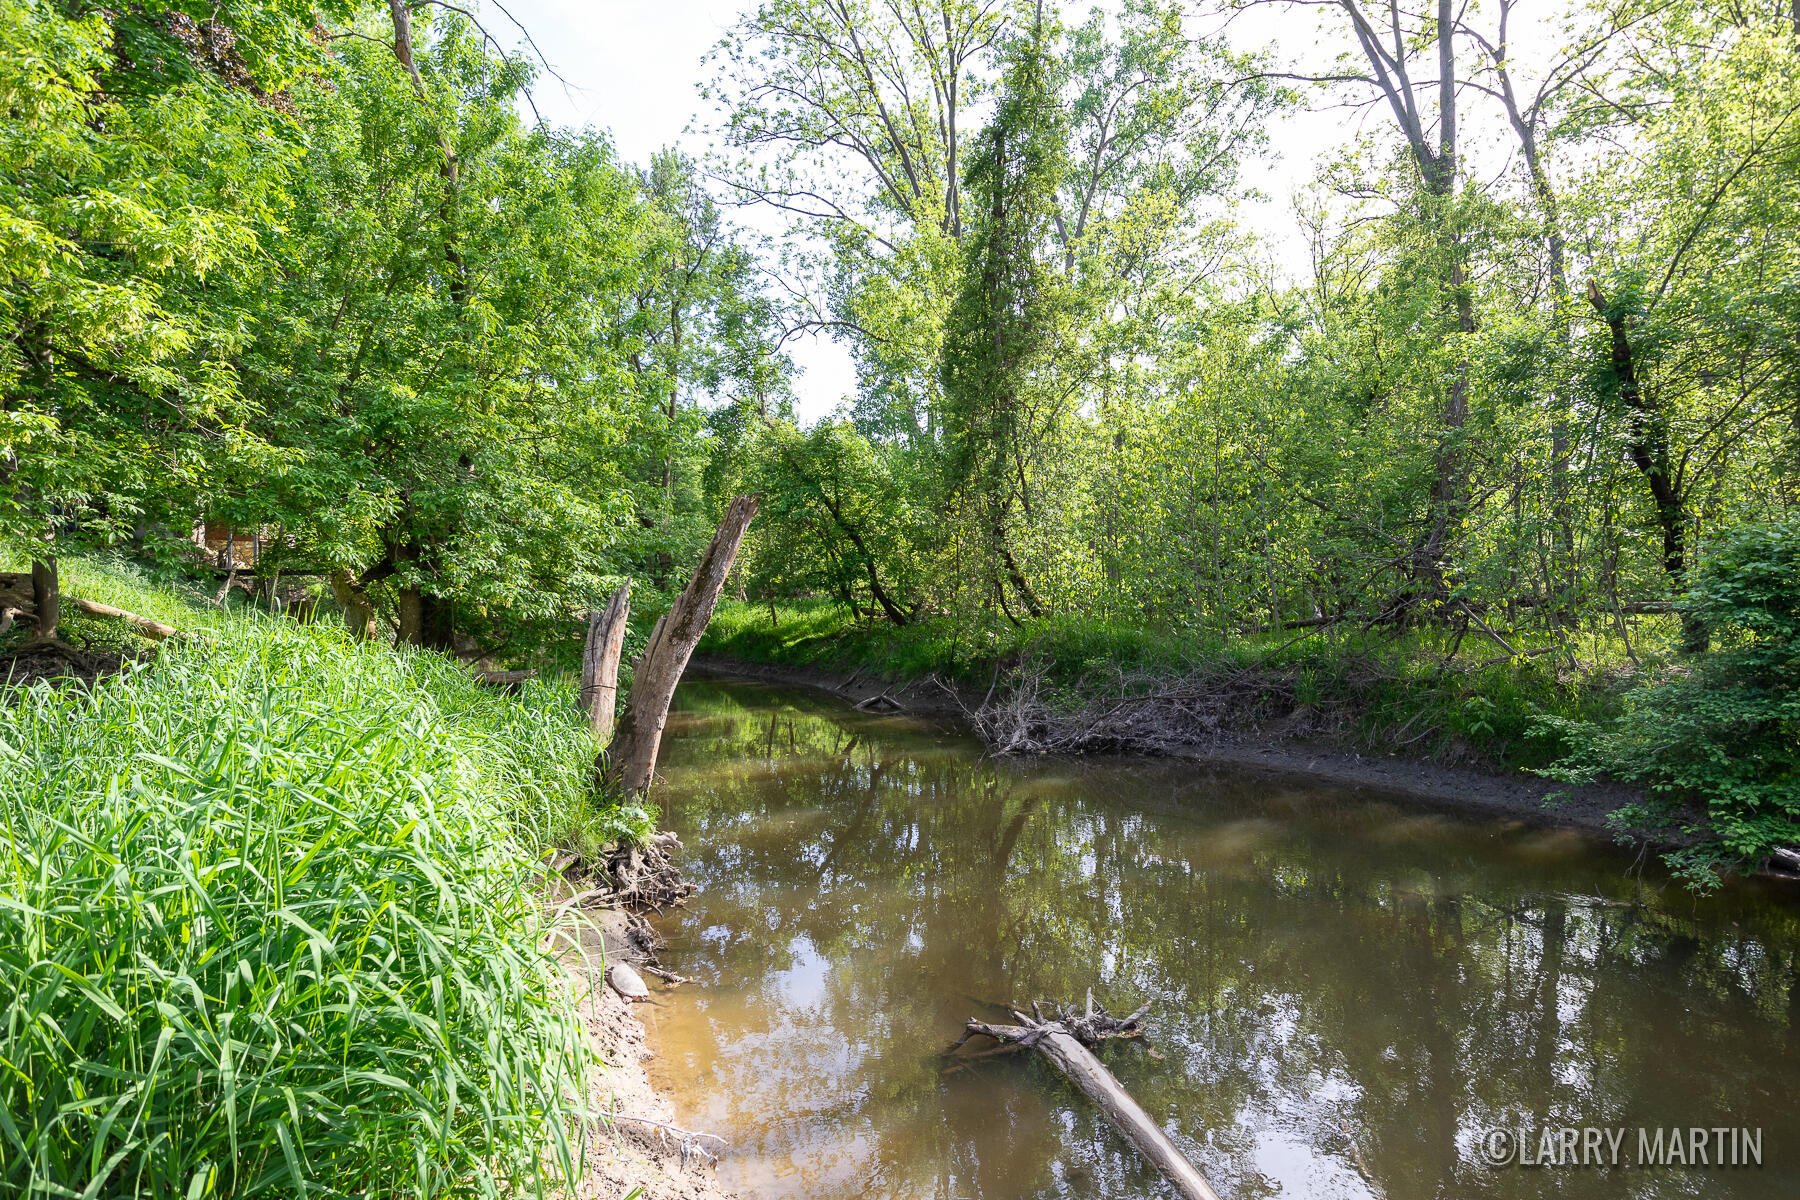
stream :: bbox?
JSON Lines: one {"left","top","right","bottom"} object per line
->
{"left": 636, "top": 677, "right": 1800, "bottom": 1199}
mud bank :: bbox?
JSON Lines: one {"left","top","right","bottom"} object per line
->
{"left": 553, "top": 905, "right": 737, "bottom": 1200}
{"left": 688, "top": 653, "right": 1639, "bottom": 837}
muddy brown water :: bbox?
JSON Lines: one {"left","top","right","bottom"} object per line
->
{"left": 636, "top": 678, "right": 1800, "bottom": 1199}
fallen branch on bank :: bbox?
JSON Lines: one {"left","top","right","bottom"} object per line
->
{"left": 609, "top": 1113, "right": 728, "bottom": 1168}
{"left": 69, "top": 599, "right": 184, "bottom": 640}
{"left": 474, "top": 668, "right": 536, "bottom": 687}
{"left": 948, "top": 994, "right": 1222, "bottom": 1200}
{"left": 0, "top": 577, "right": 188, "bottom": 642}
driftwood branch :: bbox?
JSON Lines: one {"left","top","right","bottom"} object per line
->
{"left": 951, "top": 998, "right": 1222, "bottom": 1200}
{"left": 475, "top": 668, "right": 537, "bottom": 686}
{"left": 609, "top": 1113, "right": 727, "bottom": 1168}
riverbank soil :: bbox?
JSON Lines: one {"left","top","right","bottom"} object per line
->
{"left": 689, "top": 654, "right": 1640, "bottom": 836}
{"left": 553, "top": 905, "right": 736, "bottom": 1200}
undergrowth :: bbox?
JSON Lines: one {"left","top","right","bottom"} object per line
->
{"left": 702, "top": 599, "right": 1633, "bottom": 770}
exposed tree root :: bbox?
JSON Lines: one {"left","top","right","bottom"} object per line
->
{"left": 602, "top": 831, "right": 697, "bottom": 911}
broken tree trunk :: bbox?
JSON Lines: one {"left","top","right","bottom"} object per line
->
{"left": 30, "top": 557, "right": 58, "bottom": 642}
{"left": 600, "top": 494, "right": 758, "bottom": 797}
{"left": 953, "top": 999, "right": 1222, "bottom": 1200}
{"left": 329, "top": 569, "right": 378, "bottom": 641}
{"left": 580, "top": 581, "right": 632, "bottom": 742}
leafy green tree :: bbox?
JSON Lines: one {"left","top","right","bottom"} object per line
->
{"left": 747, "top": 419, "right": 924, "bottom": 623}
{"left": 0, "top": 0, "right": 329, "bottom": 637}
{"left": 231, "top": 11, "right": 654, "bottom": 651}
{"left": 939, "top": 10, "right": 1068, "bottom": 622}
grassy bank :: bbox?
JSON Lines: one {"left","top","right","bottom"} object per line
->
{"left": 701, "top": 599, "right": 1644, "bottom": 772}
{"left": 0, "top": 558, "right": 635, "bottom": 1197}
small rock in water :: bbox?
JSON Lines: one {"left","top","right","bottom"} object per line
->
{"left": 609, "top": 960, "right": 651, "bottom": 1002}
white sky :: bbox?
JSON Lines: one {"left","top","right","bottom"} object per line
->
{"left": 495, "top": 0, "right": 1561, "bottom": 423}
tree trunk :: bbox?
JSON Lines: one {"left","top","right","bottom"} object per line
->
{"left": 419, "top": 590, "right": 454, "bottom": 651}
{"left": 581, "top": 582, "right": 633, "bottom": 742}
{"left": 999, "top": 539, "right": 1043, "bottom": 619}
{"left": 600, "top": 495, "right": 759, "bottom": 797}
{"left": 329, "top": 569, "right": 378, "bottom": 641}
{"left": 30, "top": 556, "right": 58, "bottom": 642}
{"left": 396, "top": 586, "right": 424, "bottom": 646}
{"left": 1586, "top": 281, "right": 1707, "bottom": 652}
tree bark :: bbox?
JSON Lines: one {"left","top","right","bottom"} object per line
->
{"left": 600, "top": 494, "right": 759, "bottom": 796}
{"left": 419, "top": 590, "right": 454, "bottom": 651}
{"left": 999, "top": 538, "right": 1043, "bottom": 619}
{"left": 329, "top": 569, "right": 378, "bottom": 641}
{"left": 29, "top": 556, "right": 58, "bottom": 642}
{"left": 395, "top": 585, "right": 424, "bottom": 646}
{"left": 581, "top": 581, "right": 632, "bottom": 742}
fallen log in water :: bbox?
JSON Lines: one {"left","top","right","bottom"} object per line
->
{"left": 951, "top": 996, "right": 1222, "bottom": 1200}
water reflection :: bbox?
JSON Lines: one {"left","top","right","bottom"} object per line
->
{"left": 643, "top": 679, "right": 1800, "bottom": 1199}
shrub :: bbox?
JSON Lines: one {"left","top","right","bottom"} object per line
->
{"left": 1540, "top": 518, "right": 1800, "bottom": 886}
{"left": 0, "top": 617, "right": 592, "bottom": 1197}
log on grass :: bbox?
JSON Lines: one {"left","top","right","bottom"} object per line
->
{"left": 601, "top": 494, "right": 758, "bottom": 796}
{"left": 580, "top": 581, "right": 632, "bottom": 742}
{"left": 955, "top": 1002, "right": 1222, "bottom": 1200}
{"left": 70, "top": 598, "right": 182, "bottom": 641}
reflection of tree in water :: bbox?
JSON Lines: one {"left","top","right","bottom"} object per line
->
{"left": 654, "top": 681, "right": 1800, "bottom": 1200}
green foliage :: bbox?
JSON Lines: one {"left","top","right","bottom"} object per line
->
{"left": 0, "top": 0, "right": 322, "bottom": 556}
{"left": 0, "top": 582, "right": 607, "bottom": 1196}
{"left": 1542, "top": 519, "right": 1800, "bottom": 886}
{"left": 703, "top": 598, "right": 1616, "bottom": 770}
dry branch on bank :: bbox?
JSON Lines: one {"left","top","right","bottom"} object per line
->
{"left": 969, "top": 658, "right": 1304, "bottom": 756}
{"left": 0, "top": 575, "right": 187, "bottom": 643}
{"left": 474, "top": 668, "right": 536, "bottom": 686}
{"left": 949, "top": 995, "right": 1221, "bottom": 1200}
{"left": 70, "top": 599, "right": 185, "bottom": 640}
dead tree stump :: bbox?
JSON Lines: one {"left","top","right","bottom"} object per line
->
{"left": 600, "top": 494, "right": 758, "bottom": 797}
{"left": 581, "top": 581, "right": 632, "bottom": 742}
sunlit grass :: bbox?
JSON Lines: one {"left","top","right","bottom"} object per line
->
{"left": 0, "top": 561, "right": 623, "bottom": 1198}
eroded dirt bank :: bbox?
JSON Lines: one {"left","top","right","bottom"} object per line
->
{"left": 552, "top": 904, "right": 737, "bottom": 1200}
{"left": 687, "top": 653, "right": 1639, "bottom": 836}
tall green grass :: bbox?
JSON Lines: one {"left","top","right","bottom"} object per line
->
{"left": 0, "top": 609, "right": 599, "bottom": 1197}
